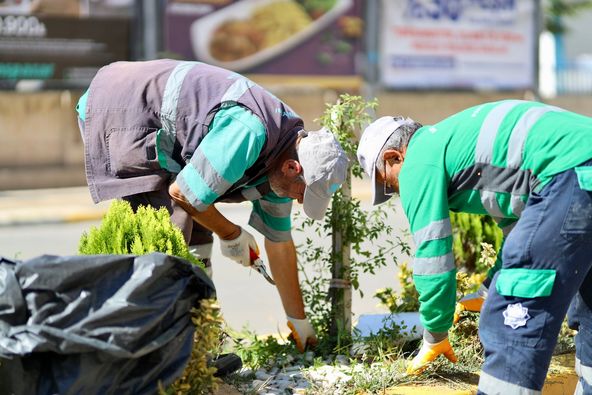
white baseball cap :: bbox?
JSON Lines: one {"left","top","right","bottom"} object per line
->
{"left": 357, "top": 116, "right": 415, "bottom": 205}
{"left": 298, "top": 128, "right": 349, "bottom": 220}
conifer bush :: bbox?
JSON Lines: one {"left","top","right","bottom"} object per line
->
{"left": 78, "top": 200, "right": 221, "bottom": 394}
{"left": 79, "top": 200, "right": 201, "bottom": 266}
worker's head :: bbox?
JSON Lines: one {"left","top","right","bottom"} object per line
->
{"left": 268, "top": 128, "right": 348, "bottom": 220}
{"left": 357, "top": 116, "right": 422, "bottom": 205}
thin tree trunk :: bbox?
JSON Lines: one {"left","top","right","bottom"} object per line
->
{"left": 330, "top": 171, "right": 352, "bottom": 338}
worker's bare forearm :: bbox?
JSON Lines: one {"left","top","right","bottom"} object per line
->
{"left": 265, "top": 238, "right": 306, "bottom": 319}
{"left": 168, "top": 181, "right": 240, "bottom": 240}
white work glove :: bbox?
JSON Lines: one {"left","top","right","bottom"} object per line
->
{"left": 219, "top": 227, "right": 260, "bottom": 267}
{"left": 287, "top": 316, "right": 318, "bottom": 353}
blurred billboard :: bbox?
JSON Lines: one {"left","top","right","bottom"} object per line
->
{"left": 0, "top": 0, "right": 131, "bottom": 89}
{"left": 164, "top": 0, "right": 364, "bottom": 76}
{"left": 380, "top": 0, "right": 536, "bottom": 90}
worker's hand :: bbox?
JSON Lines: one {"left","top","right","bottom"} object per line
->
{"left": 407, "top": 336, "right": 457, "bottom": 375}
{"left": 454, "top": 283, "right": 488, "bottom": 324}
{"left": 219, "top": 227, "right": 260, "bottom": 267}
{"left": 287, "top": 316, "right": 318, "bottom": 352}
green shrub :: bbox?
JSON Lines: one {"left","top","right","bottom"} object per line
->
{"left": 78, "top": 200, "right": 201, "bottom": 267}
{"left": 78, "top": 200, "right": 220, "bottom": 394}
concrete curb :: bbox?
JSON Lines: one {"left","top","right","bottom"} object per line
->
{"left": 0, "top": 180, "right": 374, "bottom": 227}
{"left": 0, "top": 186, "right": 109, "bottom": 227}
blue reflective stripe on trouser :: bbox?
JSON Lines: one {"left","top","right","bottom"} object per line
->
{"left": 478, "top": 158, "right": 592, "bottom": 394}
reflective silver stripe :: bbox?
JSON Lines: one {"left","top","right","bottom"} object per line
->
{"left": 188, "top": 147, "right": 233, "bottom": 197}
{"left": 510, "top": 195, "right": 525, "bottom": 217}
{"left": 475, "top": 100, "right": 524, "bottom": 164}
{"left": 413, "top": 219, "right": 452, "bottom": 247}
{"left": 576, "top": 357, "right": 592, "bottom": 386}
{"left": 241, "top": 187, "right": 262, "bottom": 201}
{"left": 176, "top": 175, "right": 209, "bottom": 212}
{"left": 479, "top": 371, "right": 541, "bottom": 395}
{"left": 413, "top": 252, "right": 455, "bottom": 275}
{"left": 506, "top": 106, "right": 564, "bottom": 168}
{"left": 576, "top": 381, "right": 584, "bottom": 395}
{"left": 249, "top": 212, "right": 292, "bottom": 242}
{"left": 159, "top": 61, "right": 198, "bottom": 172}
{"left": 221, "top": 77, "right": 255, "bottom": 102}
{"left": 259, "top": 199, "right": 292, "bottom": 218}
{"left": 480, "top": 190, "right": 504, "bottom": 218}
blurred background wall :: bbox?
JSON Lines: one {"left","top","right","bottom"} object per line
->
{"left": 1, "top": 0, "right": 592, "bottom": 190}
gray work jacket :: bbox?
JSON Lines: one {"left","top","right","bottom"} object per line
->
{"left": 82, "top": 59, "right": 303, "bottom": 203}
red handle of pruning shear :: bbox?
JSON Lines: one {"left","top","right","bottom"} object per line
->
{"left": 249, "top": 248, "right": 276, "bottom": 285}
{"left": 249, "top": 248, "right": 262, "bottom": 264}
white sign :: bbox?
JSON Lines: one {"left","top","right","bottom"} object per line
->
{"left": 380, "top": 0, "right": 536, "bottom": 90}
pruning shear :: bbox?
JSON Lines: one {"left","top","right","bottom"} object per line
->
{"left": 249, "top": 248, "right": 276, "bottom": 285}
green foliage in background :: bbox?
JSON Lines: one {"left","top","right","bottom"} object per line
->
{"left": 374, "top": 262, "right": 419, "bottom": 314}
{"left": 78, "top": 200, "right": 201, "bottom": 267}
{"left": 450, "top": 212, "right": 502, "bottom": 273}
{"left": 545, "top": 0, "right": 592, "bottom": 34}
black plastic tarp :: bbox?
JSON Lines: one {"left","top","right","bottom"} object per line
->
{"left": 0, "top": 252, "right": 215, "bottom": 395}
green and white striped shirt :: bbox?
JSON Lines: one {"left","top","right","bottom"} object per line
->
{"left": 399, "top": 100, "right": 592, "bottom": 333}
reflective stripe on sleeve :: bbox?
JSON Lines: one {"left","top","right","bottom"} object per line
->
{"left": 258, "top": 199, "right": 292, "bottom": 218}
{"left": 177, "top": 163, "right": 217, "bottom": 208}
{"left": 413, "top": 218, "right": 452, "bottom": 247}
{"left": 187, "top": 147, "right": 233, "bottom": 197}
{"left": 176, "top": 169, "right": 209, "bottom": 212}
{"left": 241, "top": 187, "right": 263, "bottom": 201}
{"left": 249, "top": 211, "right": 292, "bottom": 242}
{"left": 413, "top": 252, "right": 455, "bottom": 275}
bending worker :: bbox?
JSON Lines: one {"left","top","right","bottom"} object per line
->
{"left": 76, "top": 59, "right": 348, "bottom": 352}
{"left": 357, "top": 100, "right": 592, "bottom": 394}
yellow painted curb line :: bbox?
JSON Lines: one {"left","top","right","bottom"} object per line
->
{"left": 382, "top": 353, "right": 578, "bottom": 395}
{"left": 385, "top": 385, "right": 473, "bottom": 394}
{"left": 64, "top": 211, "right": 107, "bottom": 223}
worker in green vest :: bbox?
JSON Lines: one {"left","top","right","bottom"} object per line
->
{"left": 357, "top": 100, "right": 592, "bottom": 394}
